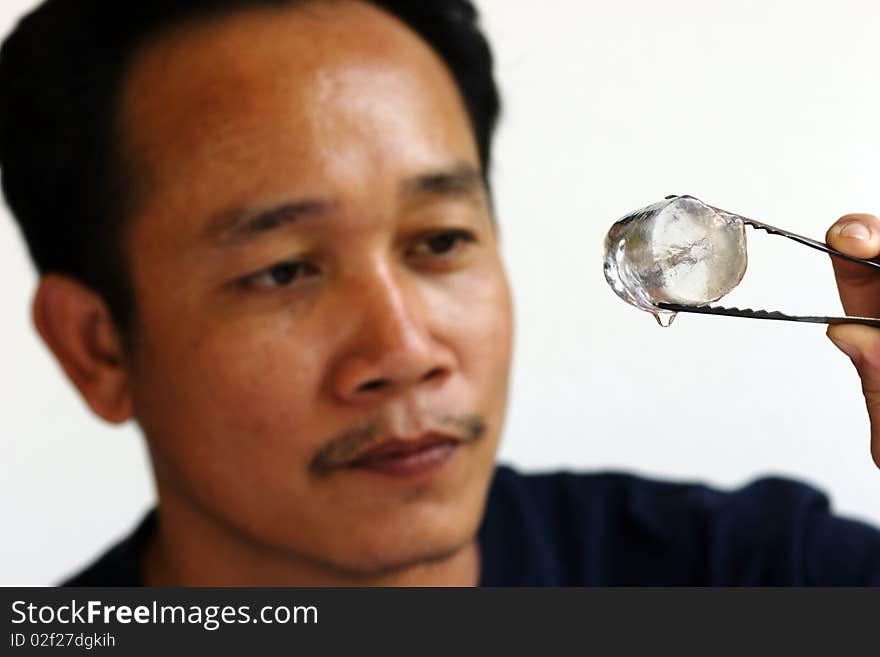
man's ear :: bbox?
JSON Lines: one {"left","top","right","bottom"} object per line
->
{"left": 32, "top": 274, "right": 134, "bottom": 424}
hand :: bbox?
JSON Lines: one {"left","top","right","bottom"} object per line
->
{"left": 826, "top": 214, "right": 880, "bottom": 469}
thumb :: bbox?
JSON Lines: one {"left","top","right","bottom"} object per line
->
{"left": 827, "top": 323, "right": 880, "bottom": 468}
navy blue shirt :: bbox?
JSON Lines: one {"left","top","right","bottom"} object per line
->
{"left": 62, "top": 464, "right": 880, "bottom": 586}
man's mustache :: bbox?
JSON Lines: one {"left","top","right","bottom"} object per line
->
{"left": 309, "top": 413, "right": 486, "bottom": 476}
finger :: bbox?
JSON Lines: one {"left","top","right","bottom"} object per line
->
{"left": 827, "top": 323, "right": 880, "bottom": 469}
{"left": 825, "top": 214, "right": 880, "bottom": 317}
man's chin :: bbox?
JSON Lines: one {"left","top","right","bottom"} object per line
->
{"left": 300, "top": 455, "right": 495, "bottom": 581}
{"left": 331, "top": 541, "right": 473, "bottom": 581}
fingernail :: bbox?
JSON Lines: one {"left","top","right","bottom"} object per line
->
{"left": 828, "top": 335, "right": 863, "bottom": 364}
{"left": 839, "top": 221, "right": 871, "bottom": 240}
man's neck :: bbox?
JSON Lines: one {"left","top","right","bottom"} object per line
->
{"left": 141, "top": 495, "right": 481, "bottom": 587}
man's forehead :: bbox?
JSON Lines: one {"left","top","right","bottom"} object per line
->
{"left": 117, "top": 1, "right": 480, "bottom": 245}
{"left": 121, "top": 5, "right": 460, "bottom": 161}
{"left": 122, "top": 2, "right": 447, "bottom": 117}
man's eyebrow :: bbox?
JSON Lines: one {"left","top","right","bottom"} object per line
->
{"left": 401, "top": 163, "right": 486, "bottom": 201}
{"left": 205, "top": 164, "right": 486, "bottom": 245}
{"left": 205, "top": 199, "right": 335, "bottom": 245}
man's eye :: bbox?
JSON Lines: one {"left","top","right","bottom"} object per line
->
{"left": 241, "top": 260, "right": 318, "bottom": 290}
{"left": 412, "top": 230, "right": 477, "bottom": 257}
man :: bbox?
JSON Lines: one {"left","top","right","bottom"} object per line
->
{"left": 1, "top": 0, "right": 878, "bottom": 586}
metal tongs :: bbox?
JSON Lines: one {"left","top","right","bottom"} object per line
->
{"left": 656, "top": 195, "right": 880, "bottom": 328}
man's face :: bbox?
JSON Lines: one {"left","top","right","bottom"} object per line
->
{"left": 119, "top": 1, "right": 513, "bottom": 576}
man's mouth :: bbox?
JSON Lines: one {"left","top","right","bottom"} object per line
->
{"left": 345, "top": 433, "right": 461, "bottom": 477}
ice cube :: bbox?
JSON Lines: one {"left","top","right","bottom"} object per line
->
{"left": 603, "top": 196, "right": 747, "bottom": 318}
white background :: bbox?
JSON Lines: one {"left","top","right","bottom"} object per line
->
{"left": 3, "top": 0, "right": 880, "bottom": 585}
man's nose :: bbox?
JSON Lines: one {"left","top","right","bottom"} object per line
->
{"left": 330, "top": 266, "right": 455, "bottom": 402}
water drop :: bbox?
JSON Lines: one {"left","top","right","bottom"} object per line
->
{"left": 653, "top": 312, "right": 677, "bottom": 328}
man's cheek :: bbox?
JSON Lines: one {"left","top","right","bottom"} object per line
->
{"left": 455, "top": 302, "right": 512, "bottom": 375}
{"left": 190, "top": 363, "right": 311, "bottom": 439}
{"left": 142, "top": 337, "right": 311, "bottom": 447}
{"left": 181, "top": 326, "right": 316, "bottom": 395}
{"left": 149, "top": 379, "right": 312, "bottom": 504}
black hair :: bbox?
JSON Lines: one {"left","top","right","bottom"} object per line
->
{"left": 0, "top": 0, "right": 500, "bottom": 333}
